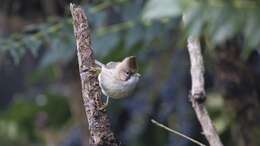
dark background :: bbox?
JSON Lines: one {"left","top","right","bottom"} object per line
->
{"left": 0, "top": 0, "right": 259, "bottom": 146}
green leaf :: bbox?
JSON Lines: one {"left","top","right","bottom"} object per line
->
{"left": 8, "top": 44, "right": 26, "bottom": 65}
{"left": 23, "top": 36, "right": 42, "bottom": 57}
{"left": 40, "top": 28, "right": 74, "bottom": 67}
{"left": 184, "top": 3, "right": 206, "bottom": 37}
{"left": 142, "top": 0, "right": 183, "bottom": 21}
{"left": 210, "top": 7, "right": 242, "bottom": 45}
{"left": 244, "top": 9, "right": 260, "bottom": 48}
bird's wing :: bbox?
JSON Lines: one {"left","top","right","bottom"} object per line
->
{"left": 95, "top": 60, "right": 105, "bottom": 67}
{"left": 106, "top": 61, "right": 119, "bottom": 69}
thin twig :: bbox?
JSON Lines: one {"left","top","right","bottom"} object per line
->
{"left": 151, "top": 119, "right": 207, "bottom": 146}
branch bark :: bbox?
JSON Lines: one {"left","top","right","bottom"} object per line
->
{"left": 70, "top": 3, "right": 121, "bottom": 146}
{"left": 184, "top": 16, "right": 224, "bottom": 146}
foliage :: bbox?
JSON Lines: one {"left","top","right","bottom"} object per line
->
{"left": 0, "top": 93, "right": 71, "bottom": 144}
{"left": 0, "top": 0, "right": 259, "bottom": 146}
{"left": 143, "top": 0, "right": 260, "bottom": 49}
{"left": 0, "top": 1, "right": 177, "bottom": 67}
{"left": 1, "top": 0, "right": 259, "bottom": 66}
{"left": 1, "top": 1, "right": 177, "bottom": 145}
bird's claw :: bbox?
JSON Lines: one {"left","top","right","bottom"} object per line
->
{"left": 98, "top": 96, "right": 110, "bottom": 111}
{"left": 89, "top": 66, "right": 101, "bottom": 75}
{"left": 98, "top": 103, "right": 108, "bottom": 111}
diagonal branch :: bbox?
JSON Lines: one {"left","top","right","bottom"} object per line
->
{"left": 184, "top": 16, "right": 224, "bottom": 146}
{"left": 70, "top": 3, "right": 121, "bottom": 146}
{"left": 151, "top": 119, "right": 206, "bottom": 146}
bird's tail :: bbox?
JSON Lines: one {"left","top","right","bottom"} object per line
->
{"left": 95, "top": 60, "right": 105, "bottom": 67}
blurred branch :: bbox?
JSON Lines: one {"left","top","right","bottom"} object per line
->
{"left": 90, "top": 0, "right": 128, "bottom": 13}
{"left": 70, "top": 3, "right": 120, "bottom": 145}
{"left": 0, "top": 17, "right": 137, "bottom": 54}
{"left": 97, "top": 20, "right": 135, "bottom": 36}
{"left": 207, "top": 0, "right": 258, "bottom": 9}
{"left": 183, "top": 15, "right": 224, "bottom": 146}
{"left": 151, "top": 119, "right": 206, "bottom": 146}
{"left": 0, "top": 18, "right": 70, "bottom": 52}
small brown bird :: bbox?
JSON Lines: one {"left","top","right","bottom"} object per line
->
{"left": 95, "top": 56, "right": 141, "bottom": 109}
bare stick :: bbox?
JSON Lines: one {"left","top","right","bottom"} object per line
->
{"left": 183, "top": 15, "right": 224, "bottom": 146}
{"left": 151, "top": 119, "right": 207, "bottom": 146}
{"left": 70, "top": 3, "right": 120, "bottom": 146}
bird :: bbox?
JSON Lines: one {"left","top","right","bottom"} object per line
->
{"left": 95, "top": 56, "right": 141, "bottom": 109}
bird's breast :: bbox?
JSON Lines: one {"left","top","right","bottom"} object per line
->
{"left": 98, "top": 69, "right": 139, "bottom": 99}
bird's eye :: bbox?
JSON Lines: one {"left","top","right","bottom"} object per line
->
{"left": 126, "top": 71, "right": 132, "bottom": 75}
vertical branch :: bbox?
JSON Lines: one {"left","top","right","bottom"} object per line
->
{"left": 70, "top": 3, "right": 120, "bottom": 146}
{"left": 184, "top": 16, "right": 224, "bottom": 146}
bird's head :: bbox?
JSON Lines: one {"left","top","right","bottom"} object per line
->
{"left": 116, "top": 56, "right": 138, "bottom": 81}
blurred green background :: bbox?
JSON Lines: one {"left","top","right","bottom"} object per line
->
{"left": 0, "top": 0, "right": 260, "bottom": 146}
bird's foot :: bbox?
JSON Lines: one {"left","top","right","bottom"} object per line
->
{"left": 89, "top": 66, "right": 101, "bottom": 75}
{"left": 98, "top": 96, "right": 110, "bottom": 111}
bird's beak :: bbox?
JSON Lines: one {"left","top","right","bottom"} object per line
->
{"left": 136, "top": 73, "right": 141, "bottom": 77}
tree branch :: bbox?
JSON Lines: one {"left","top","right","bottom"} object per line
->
{"left": 70, "top": 3, "right": 121, "bottom": 146}
{"left": 184, "top": 16, "right": 224, "bottom": 146}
